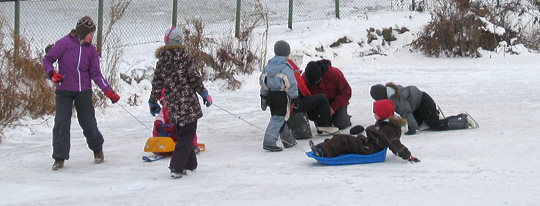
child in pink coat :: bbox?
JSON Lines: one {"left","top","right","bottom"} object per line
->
{"left": 153, "top": 89, "right": 200, "bottom": 153}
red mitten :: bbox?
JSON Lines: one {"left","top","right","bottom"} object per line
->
{"left": 48, "top": 71, "right": 64, "bottom": 83}
{"left": 164, "top": 123, "right": 174, "bottom": 134}
{"left": 105, "top": 90, "right": 120, "bottom": 104}
{"left": 154, "top": 121, "right": 162, "bottom": 131}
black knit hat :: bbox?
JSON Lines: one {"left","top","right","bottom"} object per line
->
{"left": 75, "top": 16, "right": 96, "bottom": 39}
{"left": 274, "top": 40, "right": 290, "bottom": 56}
{"left": 305, "top": 61, "right": 323, "bottom": 84}
{"left": 370, "top": 84, "right": 387, "bottom": 100}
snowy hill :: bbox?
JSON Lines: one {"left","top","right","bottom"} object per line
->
{"left": 1, "top": 11, "right": 540, "bottom": 205}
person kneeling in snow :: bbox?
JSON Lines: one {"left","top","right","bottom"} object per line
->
{"left": 370, "top": 82, "right": 477, "bottom": 135}
{"left": 310, "top": 99, "right": 420, "bottom": 163}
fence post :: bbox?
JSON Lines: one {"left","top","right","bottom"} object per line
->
{"left": 97, "top": 0, "right": 104, "bottom": 57}
{"left": 14, "top": 0, "right": 20, "bottom": 57}
{"left": 335, "top": 0, "right": 340, "bottom": 19}
{"left": 172, "top": 0, "right": 178, "bottom": 27}
{"left": 235, "top": 0, "right": 241, "bottom": 37}
{"left": 288, "top": 0, "right": 293, "bottom": 29}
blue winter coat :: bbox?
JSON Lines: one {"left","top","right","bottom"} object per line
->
{"left": 259, "top": 56, "right": 298, "bottom": 99}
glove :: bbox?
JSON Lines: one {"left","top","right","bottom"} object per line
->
{"left": 260, "top": 95, "right": 267, "bottom": 111}
{"left": 104, "top": 90, "right": 120, "bottom": 104}
{"left": 148, "top": 100, "right": 161, "bottom": 117}
{"left": 407, "top": 156, "right": 421, "bottom": 163}
{"left": 160, "top": 123, "right": 174, "bottom": 134}
{"left": 48, "top": 71, "right": 64, "bottom": 83}
{"left": 404, "top": 130, "right": 417, "bottom": 135}
{"left": 201, "top": 91, "right": 212, "bottom": 107}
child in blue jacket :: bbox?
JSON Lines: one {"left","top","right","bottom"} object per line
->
{"left": 259, "top": 40, "right": 298, "bottom": 151}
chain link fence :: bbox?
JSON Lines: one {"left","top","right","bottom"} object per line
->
{"left": 0, "top": 0, "right": 508, "bottom": 51}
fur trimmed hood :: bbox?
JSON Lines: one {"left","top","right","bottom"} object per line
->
{"left": 388, "top": 115, "right": 407, "bottom": 127}
{"left": 385, "top": 82, "right": 400, "bottom": 97}
{"left": 155, "top": 44, "right": 188, "bottom": 58}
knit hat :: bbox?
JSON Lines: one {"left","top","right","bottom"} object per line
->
{"left": 305, "top": 61, "right": 323, "bottom": 84}
{"left": 75, "top": 16, "right": 96, "bottom": 39}
{"left": 373, "top": 99, "right": 395, "bottom": 119}
{"left": 370, "top": 84, "right": 387, "bottom": 101}
{"left": 274, "top": 40, "right": 290, "bottom": 56}
{"left": 164, "top": 27, "right": 183, "bottom": 45}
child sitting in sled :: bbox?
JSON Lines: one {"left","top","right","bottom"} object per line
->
{"left": 309, "top": 99, "right": 420, "bottom": 163}
{"left": 153, "top": 89, "right": 201, "bottom": 154}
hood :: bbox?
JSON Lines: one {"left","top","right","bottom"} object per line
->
{"left": 155, "top": 44, "right": 188, "bottom": 58}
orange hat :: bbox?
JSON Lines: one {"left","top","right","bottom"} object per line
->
{"left": 373, "top": 99, "right": 394, "bottom": 119}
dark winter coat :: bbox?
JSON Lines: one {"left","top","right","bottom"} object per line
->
{"left": 149, "top": 45, "right": 207, "bottom": 126}
{"left": 318, "top": 115, "right": 412, "bottom": 160}
{"left": 43, "top": 31, "right": 112, "bottom": 93}
{"left": 385, "top": 82, "right": 423, "bottom": 131}
{"left": 302, "top": 59, "right": 351, "bottom": 112}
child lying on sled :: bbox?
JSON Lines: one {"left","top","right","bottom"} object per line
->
{"left": 309, "top": 99, "right": 420, "bottom": 163}
{"left": 153, "top": 92, "right": 201, "bottom": 154}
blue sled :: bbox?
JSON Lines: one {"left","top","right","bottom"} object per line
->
{"left": 306, "top": 147, "right": 388, "bottom": 165}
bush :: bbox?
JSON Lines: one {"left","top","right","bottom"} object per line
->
{"left": 411, "top": 0, "right": 540, "bottom": 57}
{"left": 182, "top": 0, "right": 267, "bottom": 90}
{"left": 0, "top": 33, "right": 56, "bottom": 138}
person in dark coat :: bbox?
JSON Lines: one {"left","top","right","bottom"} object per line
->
{"left": 148, "top": 26, "right": 212, "bottom": 178}
{"left": 370, "top": 82, "right": 477, "bottom": 135}
{"left": 302, "top": 59, "right": 352, "bottom": 130}
{"left": 310, "top": 99, "right": 420, "bottom": 163}
{"left": 288, "top": 59, "right": 338, "bottom": 135}
{"left": 43, "top": 15, "right": 120, "bottom": 171}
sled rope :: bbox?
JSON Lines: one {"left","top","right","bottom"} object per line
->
{"left": 213, "top": 103, "right": 307, "bottom": 153}
{"left": 118, "top": 102, "right": 153, "bottom": 133}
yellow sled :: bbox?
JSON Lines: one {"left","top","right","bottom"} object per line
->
{"left": 144, "top": 136, "right": 206, "bottom": 153}
{"left": 144, "top": 136, "right": 176, "bottom": 153}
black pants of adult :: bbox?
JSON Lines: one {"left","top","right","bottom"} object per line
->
{"left": 412, "top": 92, "right": 448, "bottom": 130}
{"left": 169, "top": 121, "right": 198, "bottom": 171}
{"left": 294, "top": 94, "right": 332, "bottom": 127}
{"left": 332, "top": 105, "right": 352, "bottom": 130}
{"left": 52, "top": 90, "right": 104, "bottom": 160}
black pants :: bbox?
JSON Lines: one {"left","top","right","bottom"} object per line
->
{"left": 332, "top": 105, "right": 352, "bottom": 130}
{"left": 294, "top": 94, "right": 332, "bottom": 127}
{"left": 169, "top": 121, "right": 198, "bottom": 171}
{"left": 52, "top": 90, "right": 104, "bottom": 160}
{"left": 412, "top": 92, "right": 447, "bottom": 130}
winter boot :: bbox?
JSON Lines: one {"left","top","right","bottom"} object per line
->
{"left": 316, "top": 126, "right": 339, "bottom": 135}
{"left": 170, "top": 169, "right": 186, "bottom": 179}
{"left": 446, "top": 114, "right": 468, "bottom": 130}
{"left": 463, "top": 113, "right": 479, "bottom": 128}
{"left": 283, "top": 140, "right": 298, "bottom": 148}
{"left": 309, "top": 140, "right": 325, "bottom": 157}
{"left": 52, "top": 159, "right": 64, "bottom": 171}
{"left": 263, "top": 145, "right": 283, "bottom": 152}
{"left": 93, "top": 150, "right": 104, "bottom": 164}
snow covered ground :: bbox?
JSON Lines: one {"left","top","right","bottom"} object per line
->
{"left": 2, "top": 11, "right": 540, "bottom": 205}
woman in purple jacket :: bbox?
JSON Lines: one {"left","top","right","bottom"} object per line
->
{"left": 43, "top": 16, "right": 120, "bottom": 171}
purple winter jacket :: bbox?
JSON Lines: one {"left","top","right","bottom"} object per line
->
{"left": 43, "top": 32, "right": 112, "bottom": 93}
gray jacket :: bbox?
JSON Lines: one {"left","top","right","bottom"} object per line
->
{"left": 386, "top": 83, "right": 422, "bottom": 130}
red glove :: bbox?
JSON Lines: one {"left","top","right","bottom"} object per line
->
{"left": 154, "top": 121, "right": 163, "bottom": 131}
{"left": 48, "top": 71, "right": 64, "bottom": 83}
{"left": 164, "top": 123, "right": 174, "bottom": 134}
{"left": 105, "top": 90, "right": 120, "bottom": 104}
{"left": 407, "top": 156, "right": 421, "bottom": 163}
